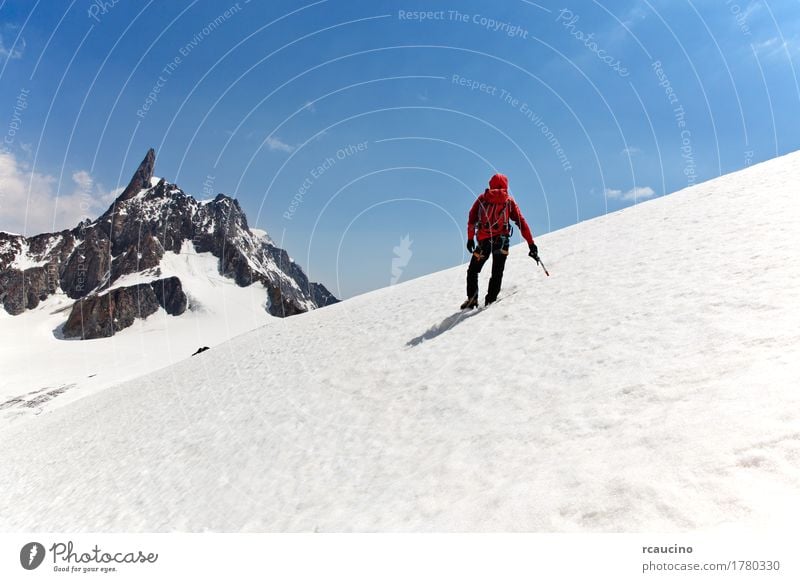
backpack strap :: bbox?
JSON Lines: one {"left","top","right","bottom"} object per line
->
{"left": 482, "top": 199, "right": 511, "bottom": 233}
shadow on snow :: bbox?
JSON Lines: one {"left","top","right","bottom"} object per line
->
{"left": 406, "top": 308, "right": 482, "bottom": 347}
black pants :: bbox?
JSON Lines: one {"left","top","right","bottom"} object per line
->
{"left": 467, "top": 237, "right": 508, "bottom": 303}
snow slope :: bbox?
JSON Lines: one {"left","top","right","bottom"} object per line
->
{"left": 1, "top": 152, "right": 799, "bottom": 532}
{"left": 0, "top": 242, "right": 274, "bottom": 423}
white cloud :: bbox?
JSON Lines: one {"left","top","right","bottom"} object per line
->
{"left": 621, "top": 5, "right": 648, "bottom": 28}
{"left": 752, "top": 35, "right": 800, "bottom": 58}
{"left": 265, "top": 136, "right": 295, "bottom": 153}
{"left": 0, "top": 151, "right": 120, "bottom": 236}
{"left": 72, "top": 170, "right": 93, "bottom": 191}
{"left": 0, "top": 35, "right": 25, "bottom": 60}
{"left": 753, "top": 36, "right": 779, "bottom": 52}
{"left": 605, "top": 185, "right": 656, "bottom": 202}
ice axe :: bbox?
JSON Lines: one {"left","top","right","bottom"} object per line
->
{"left": 530, "top": 254, "right": 550, "bottom": 277}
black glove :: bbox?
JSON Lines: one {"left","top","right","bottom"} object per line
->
{"left": 528, "top": 242, "right": 539, "bottom": 261}
{"left": 467, "top": 239, "right": 476, "bottom": 253}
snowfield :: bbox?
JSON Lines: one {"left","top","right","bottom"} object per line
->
{"left": 0, "top": 242, "right": 274, "bottom": 423}
{"left": 1, "top": 152, "right": 799, "bottom": 532}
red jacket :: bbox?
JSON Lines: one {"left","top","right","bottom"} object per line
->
{"left": 467, "top": 174, "right": 534, "bottom": 244}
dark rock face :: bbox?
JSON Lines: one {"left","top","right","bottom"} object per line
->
{"left": 63, "top": 283, "right": 160, "bottom": 340}
{"left": 0, "top": 268, "right": 52, "bottom": 314}
{"left": 59, "top": 228, "right": 112, "bottom": 299}
{"left": 309, "top": 282, "right": 338, "bottom": 308}
{"left": 62, "top": 277, "right": 187, "bottom": 340}
{"left": 0, "top": 148, "right": 337, "bottom": 338}
{"left": 151, "top": 276, "right": 187, "bottom": 315}
{"left": 0, "top": 230, "right": 75, "bottom": 314}
{"left": 0, "top": 232, "right": 21, "bottom": 267}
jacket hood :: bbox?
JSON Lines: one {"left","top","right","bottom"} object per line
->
{"left": 482, "top": 188, "right": 510, "bottom": 204}
{"left": 489, "top": 173, "right": 509, "bottom": 190}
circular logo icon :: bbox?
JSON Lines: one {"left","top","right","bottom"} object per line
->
{"left": 20, "top": 542, "right": 46, "bottom": 570}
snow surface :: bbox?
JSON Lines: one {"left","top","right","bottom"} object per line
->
{"left": 250, "top": 227, "right": 274, "bottom": 246}
{"left": 1, "top": 152, "right": 799, "bottom": 532}
{"left": 0, "top": 241, "right": 274, "bottom": 424}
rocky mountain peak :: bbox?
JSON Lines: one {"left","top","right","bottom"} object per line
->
{"left": 0, "top": 148, "right": 338, "bottom": 336}
{"left": 114, "top": 148, "right": 156, "bottom": 204}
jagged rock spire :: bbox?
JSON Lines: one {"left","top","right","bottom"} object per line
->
{"left": 115, "top": 148, "right": 155, "bottom": 203}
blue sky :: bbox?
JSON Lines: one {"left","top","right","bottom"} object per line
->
{"left": 1, "top": 0, "right": 799, "bottom": 297}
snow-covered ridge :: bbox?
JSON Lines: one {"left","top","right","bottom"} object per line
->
{"left": 106, "top": 176, "right": 317, "bottom": 309}
{"left": 250, "top": 227, "right": 274, "bottom": 246}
